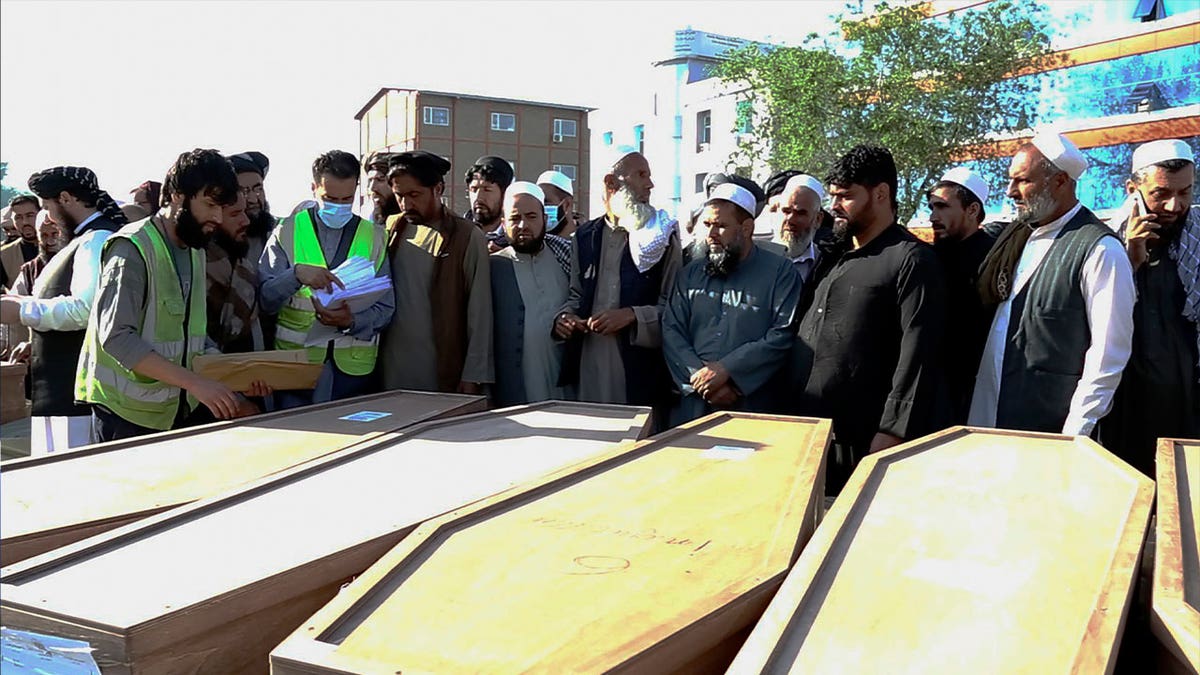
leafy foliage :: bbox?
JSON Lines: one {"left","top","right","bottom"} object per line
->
{"left": 719, "top": 0, "right": 1060, "bottom": 220}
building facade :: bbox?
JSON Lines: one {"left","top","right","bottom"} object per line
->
{"left": 355, "top": 88, "right": 593, "bottom": 217}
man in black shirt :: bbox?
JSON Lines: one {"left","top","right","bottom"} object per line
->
{"left": 789, "top": 145, "right": 947, "bottom": 495}
{"left": 1, "top": 195, "right": 41, "bottom": 290}
{"left": 927, "top": 167, "right": 996, "bottom": 423}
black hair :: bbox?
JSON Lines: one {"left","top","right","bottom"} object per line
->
{"left": 135, "top": 181, "right": 162, "bottom": 209}
{"left": 312, "top": 150, "right": 360, "bottom": 182}
{"left": 162, "top": 148, "right": 239, "bottom": 207}
{"left": 465, "top": 164, "right": 510, "bottom": 189}
{"left": 927, "top": 180, "right": 983, "bottom": 224}
{"left": 825, "top": 144, "right": 898, "bottom": 212}
{"left": 8, "top": 194, "right": 40, "bottom": 211}
{"left": 389, "top": 162, "right": 443, "bottom": 189}
{"left": 1132, "top": 158, "right": 1193, "bottom": 184}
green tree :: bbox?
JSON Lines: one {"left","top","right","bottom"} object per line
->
{"left": 719, "top": 0, "right": 1061, "bottom": 221}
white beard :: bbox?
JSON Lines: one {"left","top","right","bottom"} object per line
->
{"left": 609, "top": 187, "right": 655, "bottom": 231}
{"left": 774, "top": 227, "right": 815, "bottom": 259}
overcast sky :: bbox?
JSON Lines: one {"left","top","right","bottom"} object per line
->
{"left": 0, "top": 0, "right": 841, "bottom": 212}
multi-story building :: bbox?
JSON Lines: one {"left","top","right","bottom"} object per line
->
{"left": 354, "top": 88, "right": 593, "bottom": 216}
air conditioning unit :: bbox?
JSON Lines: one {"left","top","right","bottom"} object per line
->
{"left": 552, "top": 133, "right": 564, "bottom": 143}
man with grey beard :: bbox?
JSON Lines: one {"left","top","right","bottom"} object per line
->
{"left": 663, "top": 183, "right": 801, "bottom": 425}
{"left": 760, "top": 174, "right": 825, "bottom": 290}
{"left": 554, "top": 147, "right": 681, "bottom": 412}
{"left": 970, "top": 132, "right": 1135, "bottom": 435}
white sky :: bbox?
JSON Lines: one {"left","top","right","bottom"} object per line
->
{"left": 0, "top": 0, "right": 841, "bottom": 212}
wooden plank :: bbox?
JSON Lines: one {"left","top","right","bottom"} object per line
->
{"left": 0, "top": 362, "right": 29, "bottom": 424}
{"left": 1153, "top": 438, "right": 1200, "bottom": 674}
{"left": 0, "top": 390, "right": 487, "bottom": 566}
{"left": 0, "top": 401, "right": 651, "bottom": 675}
{"left": 726, "top": 426, "right": 1156, "bottom": 675}
{"left": 270, "top": 412, "right": 831, "bottom": 675}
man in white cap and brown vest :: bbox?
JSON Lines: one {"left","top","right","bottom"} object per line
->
{"left": 662, "top": 182, "right": 802, "bottom": 425}
{"left": 927, "top": 166, "right": 996, "bottom": 423}
{"left": 1098, "top": 139, "right": 1199, "bottom": 476}
{"left": 970, "top": 131, "right": 1135, "bottom": 436}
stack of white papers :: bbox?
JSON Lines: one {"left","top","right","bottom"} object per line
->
{"left": 304, "top": 257, "right": 392, "bottom": 346}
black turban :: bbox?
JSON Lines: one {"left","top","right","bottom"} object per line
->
{"left": 763, "top": 170, "right": 803, "bottom": 199}
{"left": 28, "top": 166, "right": 128, "bottom": 226}
{"left": 388, "top": 151, "right": 452, "bottom": 187}
{"left": 467, "top": 155, "right": 514, "bottom": 190}
{"left": 229, "top": 151, "right": 269, "bottom": 177}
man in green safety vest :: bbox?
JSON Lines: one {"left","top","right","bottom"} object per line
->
{"left": 77, "top": 149, "right": 248, "bottom": 442}
{"left": 259, "top": 150, "right": 394, "bottom": 409}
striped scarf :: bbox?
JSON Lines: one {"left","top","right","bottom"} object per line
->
{"left": 1171, "top": 206, "right": 1200, "bottom": 382}
{"left": 205, "top": 240, "right": 260, "bottom": 352}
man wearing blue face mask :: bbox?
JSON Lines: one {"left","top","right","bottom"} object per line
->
{"left": 259, "top": 150, "right": 394, "bottom": 409}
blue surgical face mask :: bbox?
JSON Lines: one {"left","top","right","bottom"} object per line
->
{"left": 544, "top": 203, "right": 564, "bottom": 233}
{"left": 317, "top": 200, "right": 354, "bottom": 229}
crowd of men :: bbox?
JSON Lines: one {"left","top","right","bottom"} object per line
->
{"left": 0, "top": 132, "right": 1195, "bottom": 495}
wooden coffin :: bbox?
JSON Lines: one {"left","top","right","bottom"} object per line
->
{"left": 1, "top": 361, "right": 29, "bottom": 424}
{"left": 0, "top": 390, "right": 487, "bottom": 566}
{"left": 270, "top": 412, "right": 831, "bottom": 675}
{"left": 0, "top": 401, "right": 651, "bottom": 675}
{"left": 1153, "top": 438, "right": 1199, "bottom": 674}
{"left": 725, "top": 427, "right": 1155, "bottom": 675}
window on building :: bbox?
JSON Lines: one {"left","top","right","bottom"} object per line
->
{"left": 553, "top": 118, "right": 577, "bottom": 139}
{"left": 491, "top": 112, "right": 516, "bottom": 132}
{"left": 695, "top": 173, "right": 707, "bottom": 194}
{"left": 552, "top": 164, "right": 577, "bottom": 181}
{"left": 602, "top": 131, "right": 613, "bottom": 146}
{"left": 423, "top": 106, "right": 450, "bottom": 126}
{"left": 634, "top": 124, "right": 645, "bottom": 154}
{"left": 1133, "top": 0, "right": 1166, "bottom": 21}
{"left": 736, "top": 101, "right": 753, "bottom": 134}
{"left": 696, "top": 110, "right": 712, "bottom": 151}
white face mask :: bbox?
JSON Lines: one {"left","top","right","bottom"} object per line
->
{"left": 317, "top": 200, "right": 354, "bottom": 229}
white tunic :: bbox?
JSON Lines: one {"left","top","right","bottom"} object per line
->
{"left": 968, "top": 202, "right": 1135, "bottom": 435}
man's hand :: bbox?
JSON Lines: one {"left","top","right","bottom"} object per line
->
{"left": 0, "top": 296, "right": 23, "bottom": 324}
{"left": 233, "top": 394, "right": 262, "bottom": 418}
{"left": 1123, "top": 193, "right": 1152, "bottom": 269}
{"left": 295, "top": 264, "right": 345, "bottom": 292}
{"left": 313, "top": 298, "right": 354, "bottom": 329}
{"left": 554, "top": 312, "right": 585, "bottom": 340}
{"left": 457, "top": 381, "right": 481, "bottom": 395}
{"left": 691, "top": 361, "right": 731, "bottom": 398}
{"left": 245, "top": 380, "right": 273, "bottom": 398}
{"left": 868, "top": 432, "right": 903, "bottom": 454}
{"left": 586, "top": 308, "right": 636, "bottom": 336}
{"left": 704, "top": 383, "right": 740, "bottom": 407}
{"left": 186, "top": 375, "right": 242, "bottom": 420}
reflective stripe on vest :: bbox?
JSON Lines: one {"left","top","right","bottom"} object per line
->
{"left": 274, "top": 209, "right": 381, "bottom": 376}
{"left": 75, "top": 217, "right": 207, "bottom": 430}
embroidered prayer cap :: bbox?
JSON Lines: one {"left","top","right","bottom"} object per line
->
{"left": 705, "top": 183, "right": 757, "bottom": 221}
{"left": 939, "top": 167, "right": 989, "bottom": 205}
{"left": 229, "top": 151, "right": 270, "bottom": 177}
{"left": 763, "top": 170, "right": 803, "bottom": 198}
{"left": 468, "top": 155, "right": 514, "bottom": 190}
{"left": 1030, "top": 131, "right": 1087, "bottom": 180}
{"left": 536, "top": 170, "right": 573, "bottom": 197}
{"left": 506, "top": 181, "right": 545, "bottom": 205}
{"left": 1132, "top": 139, "right": 1194, "bottom": 173}
{"left": 605, "top": 145, "right": 642, "bottom": 173}
{"left": 783, "top": 174, "right": 827, "bottom": 202}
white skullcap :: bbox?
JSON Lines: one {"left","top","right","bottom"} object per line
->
{"left": 506, "top": 181, "right": 545, "bottom": 205}
{"left": 1030, "top": 131, "right": 1088, "bottom": 180}
{"left": 606, "top": 144, "right": 641, "bottom": 173}
{"left": 1131, "top": 139, "right": 1194, "bottom": 174}
{"left": 939, "top": 166, "right": 989, "bottom": 205}
{"left": 704, "top": 183, "right": 756, "bottom": 219}
{"left": 783, "top": 174, "right": 826, "bottom": 201}
{"left": 536, "top": 170, "right": 573, "bottom": 196}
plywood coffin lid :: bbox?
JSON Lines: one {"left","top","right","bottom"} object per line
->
{"left": 270, "top": 412, "right": 833, "bottom": 675}
{"left": 1152, "top": 437, "right": 1199, "bottom": 673}
{"left": 0, "top": 401, "right": 652, "bottom": 653}
{"left": 0, "top": 390, "right": 488, "bottom": 566}
{"left": 727, "top": 426, "right": 1156, "bottom": 675}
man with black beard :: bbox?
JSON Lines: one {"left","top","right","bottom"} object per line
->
{"left": 364, "top": 151, "right": 400, "bottom": 226}
{"left": 662, "top": 183, "right": 801, "bottom": 425}
{"left": 465, "top": 155, "right": 514, "bottom": 253}
{"left": 0, "top": 167, "right": 127, "bottom": 452}
{"left": 490, "top": 182, "right": 571, "bottom": 406}
{"left": 1, "top": 195, "right": 41, "bottom": 289}
{"left": 926, "top": 167, "right": 996, "bottom": 423}
{"left": 205, "top": 188, "right": 263, "bottom": 354}
{"left": 228, "top": 151, "right": 274, "bottom": 255}
{"left": 970, "top": 132, "right": 1134, "bottom": 437}
{"left": 77, "top": 149, "right": 248, "bottom": 442}
{"left": 789, "top": 145, "right": 946, "bottom": 495}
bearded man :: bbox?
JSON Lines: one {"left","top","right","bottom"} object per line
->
{"left": 663, "top": 183, "right": 801, "bottom": 425}
{"left": 490, "top": 182, "right": 572, "bottom": 406}
{"left": 969, "top": 132, "right": 1135, "bottom": 436}
{"left": 465, "top": 155, "right": 514, "bottom": 253}
{"left": 10, "top": 211, "right": 66, "bottom": 295}
{"left": 364, "top": 151, "right": 400, "bottom": 227}
{"left": 554, "top": 147, "right": 681, "bottom": 411}
{"left": 760, "top": 174, "right": 825, "bottom": 292}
